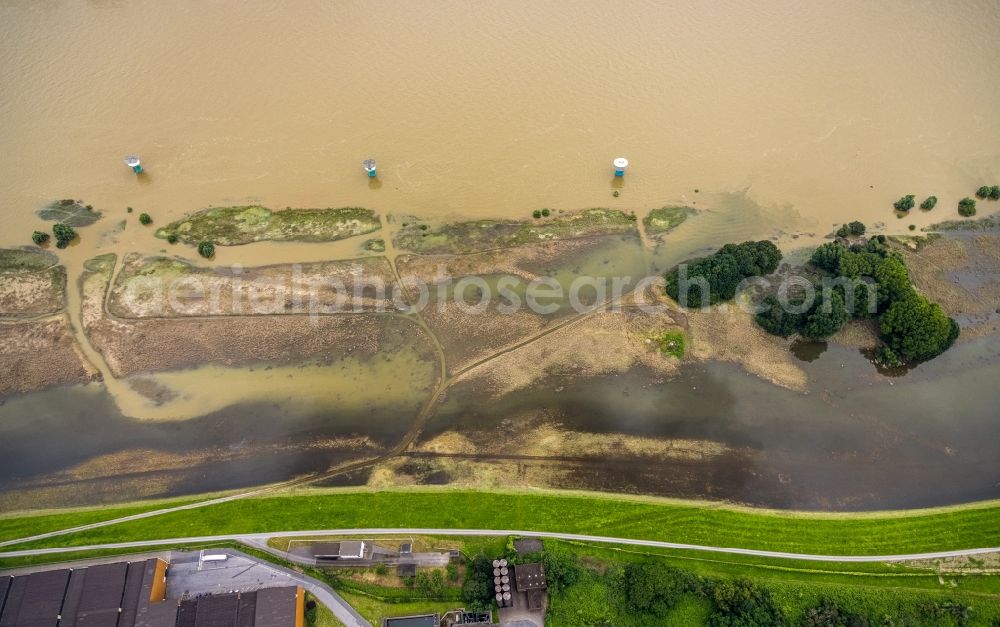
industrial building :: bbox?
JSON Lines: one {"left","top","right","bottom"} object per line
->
{"left": 0, "top": 559, "right": 303, "bottom": 627}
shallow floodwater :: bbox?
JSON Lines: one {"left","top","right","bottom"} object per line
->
{"left": 421, "top": 337, "right": 1000, "bottom": 510}
{"left": 2, "top": 0, "right": 1000, "bottom": 261}
{"left": 1, "top": 336, "right": 996, "bottom": 510}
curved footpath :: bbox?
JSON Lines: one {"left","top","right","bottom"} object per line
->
{"left": 1, "top": 528, "right": 999, "bottom": 563}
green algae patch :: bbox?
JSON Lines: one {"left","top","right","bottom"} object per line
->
{"left": 394, "top": 208, "right": 638, "bottom": 254}
{"left": 156, "top": 206, "right": 381, "bottom": 246}
{"left": 362, "top": 238, "right": 386, "bottom": 253}
{"left": 654, "top": 329, "right": 686, "bottom": 358}
{"left": 643, "top": 206, "right": 695, "bottom": 236}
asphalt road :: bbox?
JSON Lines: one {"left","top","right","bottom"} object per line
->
{"left": 2, "top": 528, "right": 998, "bottom": 563}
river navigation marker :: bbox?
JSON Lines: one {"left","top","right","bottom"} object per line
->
{"left": 613, "top": 157, "right": 629, "bottom": 177}
{"left": 124, "top": 155, "right": 143, "bottom": 174}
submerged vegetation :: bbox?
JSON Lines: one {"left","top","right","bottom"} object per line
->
{"left": 893, "top": 194, "right": 916, "bottom": 212}
{"left": 834, "top": 220, "right": 866, "bottom": 238}
{"left": 52, "top": 223, "right": 76, "bottom": 248}
{"left": 37, "top": 199, "right": 102, "bottom": 227}
{"left": 664, "top": 240, "right": 781, "bottom": 308}
{"left": 643, "top": 206, "right": 694, "bottom": 236}
{"left": 156, "top": 205, "right": 380, "bottom": 246}
{"left": 958, "top": 197, "right": 977, "bottom": 217}
{"left": 394, "top": 207, "right": 637, "bottom": 254}
{"left": 975, "top": 185, "right": 1000, "bottom": 200}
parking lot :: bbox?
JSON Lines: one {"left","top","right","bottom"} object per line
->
{"left": 165, "top": 551, "right": 302, "bottom": 599}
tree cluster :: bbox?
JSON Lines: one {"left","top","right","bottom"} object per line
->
{"left": 756, "top": 228, "right": 959, "bottom": 363}
{"left": 616, "top": 563, "right": 699, "bottom": 618}
{"left": 665, "top": 240, "right": 782, "bottom": 308}
{"left": 461, "top": 554, "right": 496, "bottom": 613}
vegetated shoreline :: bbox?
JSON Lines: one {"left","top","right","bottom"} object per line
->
{"left": 2, "top": 206, "right": 998, "bottom": 520}
{"left": 2, "top": 487, "right": 1000, "bottom": 554}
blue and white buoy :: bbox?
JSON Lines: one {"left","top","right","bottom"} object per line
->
{"left": 613, "top": 157, "right": 628, "bottom": 177}
{"left": 363, "top": 158, "right": 377, "bottom": 178}
{"left": 124, "top": 155, "right": 143, "bottom": 174}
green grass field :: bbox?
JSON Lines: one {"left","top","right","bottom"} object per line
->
{"left": 2, "top": 488, "right": 999, "bottom": 556}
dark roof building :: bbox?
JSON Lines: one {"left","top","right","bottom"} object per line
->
{"left": 512, "top": 563, "right": 546, "bottom": 592}
{"left": 0, "top": 560, "right": 302, "bottom": 627}
{"left": 382, "top": 615, "right": 438, "bottom": 627}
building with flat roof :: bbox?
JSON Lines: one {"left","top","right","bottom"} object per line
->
{"left": 311, "top": 541, "right": 367, "bottom": 560}
{"left": 0, "top": 559, "right": 303, "bottom": 627}
{"left": 381, "top": 614, "right": 437, "bottom": 627}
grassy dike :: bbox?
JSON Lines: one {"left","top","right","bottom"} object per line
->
{"left": 2, "top": 489, "right": 999, "bottom": 555}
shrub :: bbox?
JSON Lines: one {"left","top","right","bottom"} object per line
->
{"left": 139, "top": 213, "right": 152, "bottom": 225}
{"left": 976, "top": 186, "right": 992, "bottom": 199}
{"left": 801, "top": 289, "right": 849, "bottom": 339}
{"left": 446, "top": 562, "right": 459, "bottom": 582}
{"left": 908, "top": 224, "right": 916, "bottom": 231}
{"left": 620, "top": 563, "right": 698, "bottom": 617}
{"left": 461, "top": 554, "right": 495, "bottom": 612}
{"left": 127, "top": 206, "right": 133, "bottom": 213}
{"left": 541, "top": 208, "right": 551, "bottom": 217}
{"left": 893, "top": 195, "right": 915, "bottom": 211}
{"left": 920, "top": 196, "right": 937, "bottom": 210}
{"left": 31, "top": 231, "right": 50, "bottom": 245}
{"left": 800, "top": 598, "right": 870, "bottom": 627}
{"left": 537, "top": 545, "right": 582, "bottom": 594}
{"left": 52, "top": 223, "right": 76, "bottom": 248}
{"left": 197, "top": 241, "right": 215, "bottom": 258}
{"left": 415, "top": 570, "right": 445, "bottom": 597}
{"left": 958, "top": 197, "right": 976, "bottom": 217}
{"left": 754, "top": 294, "right": 806, "bottom": 337}
{"left": 532, "top": 210, "right": 542, "bottom": 219}
{"left": 708, "top": 578, "right": 785, "bottom": 626}
{"left": 836, "top": 221, "right": 866, "bottom": 237}
{"left": 166, "top": 234, "right": 179, "bottom": 244}
{"left": 612, "top": 190, "right": 620, "bottom": 197}
{"left": 811, "top": 242, "right": 845, "bottom": 272}
{"left": 374, "top": 563, "right": 388, "bottom": 576}
{"left": 991, "top": 185, "right": 1000, "bottom": 200}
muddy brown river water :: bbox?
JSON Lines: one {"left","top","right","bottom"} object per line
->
{"left": 0, "top": 1, "right": 999, "bottom": 511}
